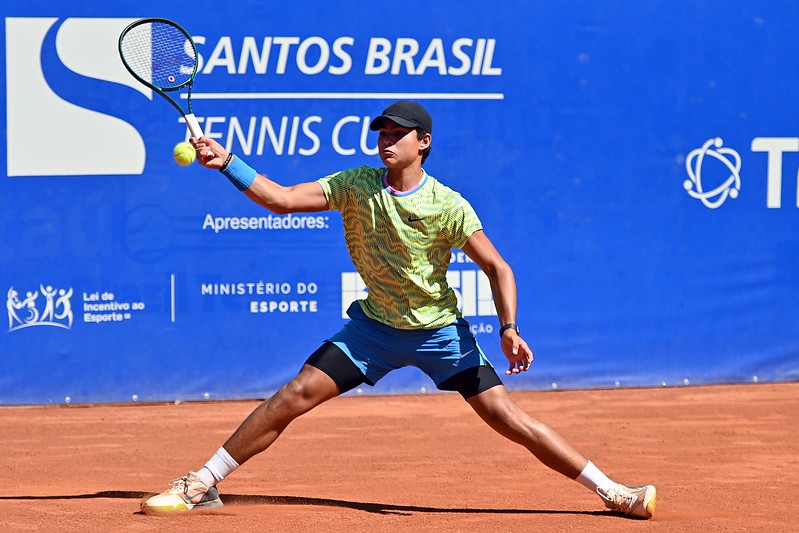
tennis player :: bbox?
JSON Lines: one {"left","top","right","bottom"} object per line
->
{"left": 143, "top": 101, "right": 656, "bottom": 519}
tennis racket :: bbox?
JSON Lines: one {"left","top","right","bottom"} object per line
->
{"left": 118, "top": 18, "right": 204, "bottom": 138}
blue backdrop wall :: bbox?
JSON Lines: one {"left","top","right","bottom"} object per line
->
{"left": 2, "top": 1, "right": 798, "bottom": 404}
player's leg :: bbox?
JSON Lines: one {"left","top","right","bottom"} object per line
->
{"left": 142, "top": 342, "right": 366, "bottom": 513}
{"left": 429, "top": 319, "right": 656, "bottom": 519}
{"left": 458, "top": 375, "right": 655, "bottom": 518}
{"left": 218, "top": 363, "right": 341, "bottom": 465}
{"left": 218, "top": 342, "right": 365, "bottom": 466}
{"left": 465, "top": 380, "right": 588, "bottom": 476}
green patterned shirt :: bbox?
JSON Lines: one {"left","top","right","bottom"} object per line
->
{"left": 318, "top": 166, "right": 482, "bottom": 329}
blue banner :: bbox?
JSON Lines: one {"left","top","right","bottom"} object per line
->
{"left": 2, "top": 1, "right": 797, "bottom": 405}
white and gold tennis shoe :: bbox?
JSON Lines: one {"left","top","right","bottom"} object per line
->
{"left": 597, "top": 483, "right": 656, "bottom": 519}
{"left": 141, "top": 471, "right": 222, "bottom": 513}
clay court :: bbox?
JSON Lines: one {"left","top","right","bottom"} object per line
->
{"left": 1, "top": 382, "right": 796, "bottom": 532}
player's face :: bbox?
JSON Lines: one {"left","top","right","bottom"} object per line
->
{"left": 377, "top": 121, "right": 429, "bottom": 168}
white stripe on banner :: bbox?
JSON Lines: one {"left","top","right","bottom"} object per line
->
{"left": 184, "top": 92, "right": 504, "bottom": 100}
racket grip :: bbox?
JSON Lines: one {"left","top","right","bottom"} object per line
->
{"left": 184, "top": 114, "right": 204, "bottom": 138}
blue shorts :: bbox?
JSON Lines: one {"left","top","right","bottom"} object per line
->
{"left": 328, "top": 301, "right": 494, "bottom": 388}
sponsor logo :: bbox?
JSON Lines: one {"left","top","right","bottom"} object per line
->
{"left": 81, "top": 291, "right": 146, "bottom": 323}
{"left": 199, "top": 280, "right": 320, "bottom": 314}
{"left": 341, "top": 273, "right": 369, "bottom": 318}
{"left": 685, "top": 136, "right": 799, "bottom": 209}
{"left": 7, "top": 285, "right": 73, "bottom": 331}
{"left": 447, "top": 269, "right": 496, "bottom": 317}
{"left": 5, "top": 17, "right": 146, "bottom": 177}
{"left": 6, "top": 285, "right": 148, "bottom": 330}
{"left": 751, "top": 137, "right": 799, "bottom": 208}
{"left": 458, "top": 348, "right": 476, "bottom": 359}
{"left": 340, "top": 270, "right": 497, "bottom": 319}
{"left": 684, "top": 138, "right": 741, "bottom": 209}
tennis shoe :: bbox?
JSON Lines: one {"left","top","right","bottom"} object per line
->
{"left": 141, "top": 471, "right": 222, "bottom": 513}
{"left": 597, "top": 483, "right": 656, "bottom": 519}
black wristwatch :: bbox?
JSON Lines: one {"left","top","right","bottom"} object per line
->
{"left": 499, "top": 323, "right": 520, "bottom": 337}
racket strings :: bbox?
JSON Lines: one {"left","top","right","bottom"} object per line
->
{"left": 120, "top": 22, "right": 197, "bottom": 90}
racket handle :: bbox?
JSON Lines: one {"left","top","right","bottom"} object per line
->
{"left": 184, "top": 114, "right": 204, "bottom": 138}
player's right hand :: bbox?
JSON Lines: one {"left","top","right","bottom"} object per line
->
{"left": 501, "top": 332, "right": 534, "bottom": 375}
{"left": 190, "top": 136, "right": 228, "bottom": 169}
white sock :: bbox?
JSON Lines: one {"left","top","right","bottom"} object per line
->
{"left": 197, "top": 467, "right": 216, "bottom": 488}
{"left": 200, "top": 446, "right": 240, "bottom": 486}
{"left": 575, "top": 461, "right": 617, "bottom": 494}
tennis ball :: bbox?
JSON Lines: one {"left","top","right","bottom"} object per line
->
{"left": 173, "top": 142, "right": 196, "bottom": 166}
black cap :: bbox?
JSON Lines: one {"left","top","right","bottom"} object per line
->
{"left": 369, "top": 100, "right": 432, "bottom": 133}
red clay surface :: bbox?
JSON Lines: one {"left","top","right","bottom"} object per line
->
{"left": 1, "top": 382, "right": 796, "bottom": 532}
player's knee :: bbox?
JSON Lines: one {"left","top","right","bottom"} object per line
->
{"left": 470, "top": 389, "right": 523, "bottom": 426}
{"left": 278, "top": 377, "right": 316, "bottom": 406}
{"left": 265, "top": 381, "right": 308, "bottom": 418}
{"left": 482, "top": 396, "right": 517, "bottom": 424}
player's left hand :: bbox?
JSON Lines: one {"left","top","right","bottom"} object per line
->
{"left": 501, "top": 332, "right": 533, "bottom": 375}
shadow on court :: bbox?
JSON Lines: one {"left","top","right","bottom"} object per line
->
{"left": 0, "top": 491, "right": 605, "bottom": 517}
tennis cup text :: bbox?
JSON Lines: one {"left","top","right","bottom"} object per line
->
{"left": 188, "top": 114, "right": 391, "bottom": 157}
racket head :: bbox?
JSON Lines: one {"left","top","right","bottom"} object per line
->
{"left": 118, "top": 18, "right": 198, "bottom": 93}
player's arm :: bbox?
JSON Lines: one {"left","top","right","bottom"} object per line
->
{"left": 191, "top": 136, "right": 329, "bottom": 214}
{"left": 243, "top": 177, "right": 328, "bottom": 214}
{"left": 462, "top": 230, "right": 533, "bottom": 375}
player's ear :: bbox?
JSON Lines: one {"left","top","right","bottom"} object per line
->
{"left": 419, "top": 132, "right": 431, "bottom": 150}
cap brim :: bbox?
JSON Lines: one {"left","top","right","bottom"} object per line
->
{"left": 369, "top": 114, "right": 419, "bottom": 131}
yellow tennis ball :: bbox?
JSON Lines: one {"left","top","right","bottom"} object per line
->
{"left": 173, "top": 142, "right": 196, "bottom": 165}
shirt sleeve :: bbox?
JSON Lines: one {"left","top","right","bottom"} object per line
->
{"left": 442, "top": 194, "right": 483, "bottom": 249}
{"left": 317, "top": 167, "right": 361, "bottom": 211}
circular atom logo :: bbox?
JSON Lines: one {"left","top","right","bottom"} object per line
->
{"left": 684, "top": 138, "right": 741, "bottom": 209}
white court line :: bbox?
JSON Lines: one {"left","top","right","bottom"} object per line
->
{"left": 170, "top": 274, "right": 176, "bottom": 323}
